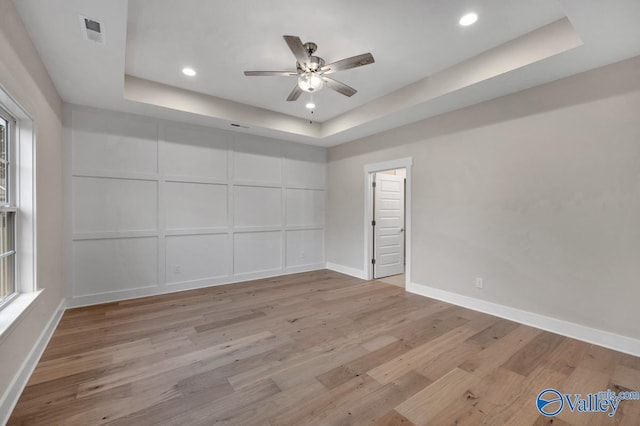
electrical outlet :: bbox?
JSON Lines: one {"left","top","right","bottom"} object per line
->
{"left": 475, "top": 277, "right": 483, "bottom": 289}
{"left": 174, "top": 265, "right": 182, "bottom": 274}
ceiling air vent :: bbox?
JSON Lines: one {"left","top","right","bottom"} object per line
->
{"left": 79, "top": 15, "right": 106, "bottom": 45}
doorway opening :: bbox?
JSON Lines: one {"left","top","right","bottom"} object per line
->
{"left": 364, "top": 158, "right": 412, "bottom": 288}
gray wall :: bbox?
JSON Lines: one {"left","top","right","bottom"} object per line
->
{"left": 327, "top": 55, "right": 640, "bottom": 340}
{"left": 0, "top": 0, "right": 64, "bottom": 410}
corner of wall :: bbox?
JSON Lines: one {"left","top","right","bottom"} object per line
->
{"left": 325, "top": 262, "right": 368, "bottom": 280}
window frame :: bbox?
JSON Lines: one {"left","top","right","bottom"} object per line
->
{"left": 0, "top": 85, "right": 38, "bottom": 343}
{"left": 0, "top": 105, "right": 17, "bottom": 311}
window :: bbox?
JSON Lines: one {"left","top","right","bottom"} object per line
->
{"left": 0, "top": 106, "right": 16, "bottom": 308}
{"left": 0, "top": 90, "right": 36, "bottom": 339}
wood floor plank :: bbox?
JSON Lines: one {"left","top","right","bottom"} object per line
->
{"left": 495, "top": 365, "right": 570, "bottom": 425}
{"left": 368, "top": 325, "right": 480, "bottom": 385}
{"left": 317, "top": 339, "right": 411, "bottom": 390}
{"left": 464, "top": 317, "right": 520, "bottom": 347}
{"left": 415, "top": 341, "right": 482, "bottom": 382}
{"left": 8, "top": 270, "right": 640, "bottom": 425}
{"left": 270, "top": 375, "right": 382, "bottom": 425}
{"left": 458, "top": 324, "right": 543, "bottom": 375}
{"left": 556, "top": 365, "right": 611, "bottom": 426}
{"left": 76, "top": 331, "right": 275, "bottom": 398}
{"left": 501, "top": 331, "right": 566, "bottom": 376}
{"left": 163, "top": 378, "right": 281, "bottom": 426}
{"left": 321, "top": 371, "right": 430, "bottom": 426}
{"left": 395, "top": 367, "right": 482, "bottom": 425}
{"left": 212, "top": 379, "right": 326, "bottom": 425}
{"left": 373, "top": 410, "right": 415, "bottom": 425}
{"left": 362, "top": 334, "right": 399, "bottom": 352}
{"left": 611, "top": 364, "right": 640, "bottom": 391}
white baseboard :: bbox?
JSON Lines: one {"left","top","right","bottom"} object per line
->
{"left": 325, "top": 262, "right": 368, "bottom": 280}
{"left": 0, "top": 298, "right": 65, "bottom": 424}
{"left": 407, "top": 282, "right": 640, "bottom": 357}
{"left": 66, "top": 264, "right": 327, "bottom": 308}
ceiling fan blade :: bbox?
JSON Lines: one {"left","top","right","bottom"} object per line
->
{"left": 321, "top": 53, "right": 374, "bottom": 75}
{"left": 286, "top": 84, "right": 303, "bottom": 101}
{"left": 283, "top": 35, "right": 309, "bottom": 67}
{"left": 244, "top": 71, "right": 297, "bottom": 77}
{"left": 322, "top": 77, "right": 357, "bottom": 97}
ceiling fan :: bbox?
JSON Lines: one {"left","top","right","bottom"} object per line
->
{"left": 244, "top": 35, "right": 375, "bottom": 102}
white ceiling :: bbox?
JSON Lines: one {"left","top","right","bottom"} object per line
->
{"left": 12, "top": 0, "right": 640, "bottom": 147}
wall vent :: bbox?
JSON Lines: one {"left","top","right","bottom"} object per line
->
{"left": 79, "top": 15, "right": 106, "bottom": 45}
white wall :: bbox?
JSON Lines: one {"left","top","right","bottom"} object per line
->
{"left": 327, "top": 55, "right": 640, "bottom": 343}
{"left": 65, "top": 105, "right": 326, "bottom": 307}
{"left": 0, "top": 0, "right": 64, "bottom": 420}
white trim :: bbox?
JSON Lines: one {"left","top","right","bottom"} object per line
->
{"left": 0, "top": 298, "right": 65, "bottom": 425}
{"left": 231, "top": 180, "right": 283, "bottom": 189}
{"left": 363, "top": 158, "right": 413, "bottom": 174}
{"left": 363, "top": 157, "right": 413, "bottom": 284}
{"left": 284, "top": 184, "right": 325, "bottom": 191}
{"left": 72, "top": 170, "right": 159, "bottom": 182}
{"left": 284, "top": 263, "right": 326, "bottom": 274}
{"left": 0, "top": 86, "right": 37, "bottom": 297}
{"left": 0, "top": 84, "right": 38, "bottom": 355}
{"left": 66, "top": 264, "right": 327, "bottom": 308}
{"left": 165, "top": 175, "right": 227, "bottom": 185}
{"left": 72, "top": 230, "right": 159, "bottom": 240}
{"left": 326, "top": 262, "right": 368, "bottom": 280}
{"left": 0, "top": 291, "right": 42, "bottom": 343}
{"left": 63, "top": 106, "right": 73, "bottom": 301}
{"left": 407, "top": 282, "right": 640, "bottom": 357}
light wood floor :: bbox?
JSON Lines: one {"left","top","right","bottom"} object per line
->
{"left": 8, "top": 270, "right": 640, "bottom": 425}
{"left": 377, "top": 273, "right": 405, "bottom": 288}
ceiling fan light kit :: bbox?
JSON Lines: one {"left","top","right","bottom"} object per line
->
{"left": 244, "top": 35, "right": 375, "bottom": 103}
{"left": 298, "top": 72, "right": 324, "bottom": 92}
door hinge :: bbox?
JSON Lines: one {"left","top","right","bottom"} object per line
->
{"left": 372, "top": 258, "right": 376, "bottom": 265}
{"left": 372, "top": 220, "right": 376, "bottom": 226}
{"left": 372, "top": 181, "right": 376, "bottom": 188}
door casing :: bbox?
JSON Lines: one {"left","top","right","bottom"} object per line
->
{"left": 363, "top": 157, "right": 413, "bottom": 285}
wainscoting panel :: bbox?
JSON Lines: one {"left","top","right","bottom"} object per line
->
{"left": 66, "top": 105, "right": 326, "bottom": 306}
{"left": 286, "top": 189, "right": 324, "bottom": 227}
{"left": 164, "top": 182, "right": 227, "bottom": 230}
{"left": 233, "top": 231, "right": 282, "bottom": 275}
{"left": 162, "top": 124, "right": 229, "bottom": 180}
{"left": 234, "top": 185, "right": 282, "bottom": 228}
{"left": 72, "top": 237, "right": 159, "bottom": 297}
{"left": 232, "top": 134, "right": 283, "bottom": 184}
{"left": 72, "top": 177, "right": 158, "bottom": 233}
{"left": 286, "top": 229, "right": 324, "bottom": 268}
{"left": 165, "top": 234, "right": 228, "bottom": 283}
{"left": 71, "top": 108, "right": 158, "bottom": 175}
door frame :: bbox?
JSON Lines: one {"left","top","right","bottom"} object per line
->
{"left": 363, "top": 157, "right": 413, "bottom": 285}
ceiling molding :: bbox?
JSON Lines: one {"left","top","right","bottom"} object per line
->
{"left": 321, "top": 18, "right": 582, "bottom": 139}
{"left": 124, "top": 75, "right": 321, "bottom": 138}
{"left": 12, "top": 0, "right": 640, "bottom": 147}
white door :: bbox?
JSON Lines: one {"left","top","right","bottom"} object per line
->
{"left": 373, "top": 173, "right": 405, "bottom": 278}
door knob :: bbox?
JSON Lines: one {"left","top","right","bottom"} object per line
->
{"left": 400, "top": 228, "right": 404, "bottom": 232}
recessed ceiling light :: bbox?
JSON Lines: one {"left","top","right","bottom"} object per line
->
{"left": 459, "top": 13, "right": 478, "bottom": 26}
{"left": 305, "top": 102, "right": 316, "bottom": 109}
{"left": 182, "top": 67, "right": 196, "bottom": 76}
